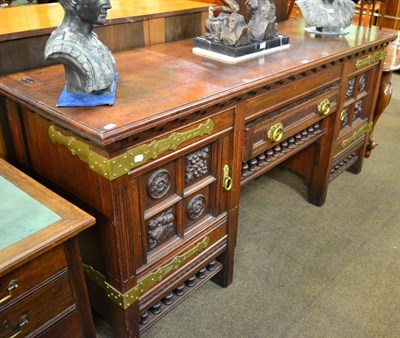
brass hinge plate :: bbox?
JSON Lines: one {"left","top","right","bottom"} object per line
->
{"left": 341, "top": 122, "right": 373, "bottom": 149}
{"left": 355, "top": 50, "right": 387, "bottom": 70}
{"left": 83, "top": 236, "right": 210, "bottom": 309}
{"left": 48, "top": 119, "right": 214, "bottom": 180}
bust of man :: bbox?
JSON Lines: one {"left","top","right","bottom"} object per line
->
{"left": 296, "top": 0, "right": 355, "bottom": 31}
{"left": 45, "top": 0, "right": 116, "bottom": 94}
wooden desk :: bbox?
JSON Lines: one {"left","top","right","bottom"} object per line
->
{"left": 0, "top": 158, "right": 96, "bottom": 337}
{"left": 0, "top": 19, "right": 397, "bottom": 337}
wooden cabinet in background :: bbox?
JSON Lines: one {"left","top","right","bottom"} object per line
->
{"left": 0, "top": 158, "right": 96, "bottom": 337}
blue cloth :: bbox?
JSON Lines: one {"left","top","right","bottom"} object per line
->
{"left": 56, "top": 72, "right": 118, "bottom": 107}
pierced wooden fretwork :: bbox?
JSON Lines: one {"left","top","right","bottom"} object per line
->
{"left": 330, "top": 152, "right": 358, "bottom": 180}
{"left": 148, "top": 169, "right": 171, "bottom": 199}
{"left": 138, "top": 260, "right": 222, "bottom": 332}
{"left": 187, "top": 194, "right": 206, "bottom": 220}
{"left": 148, "top": 209, "right": 175, "bottom": 249}
{"left": 185, "top": 147, "right": 210, "bottom": 183}
{"left": 241, "top": 123, "right": 323, "bottom": 184}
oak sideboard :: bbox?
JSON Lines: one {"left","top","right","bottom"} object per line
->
{"left": 0, "top": 19, "right": 397, "bottom": 337}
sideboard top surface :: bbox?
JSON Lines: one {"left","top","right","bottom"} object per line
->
{"left": 0, "top": 0, "right": 209, "bottom": 41}
{"left": 0, "top": 19, "right": 397, "bottom": 146}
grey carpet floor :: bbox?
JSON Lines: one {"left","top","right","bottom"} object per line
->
{"left": 96, "top": 73, "right": 400, "bottom": 338}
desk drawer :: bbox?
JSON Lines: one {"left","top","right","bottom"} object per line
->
{"left": 334, "top": 120, "right": 372, "bottom": 157}
{"left": 0, "top": 272, "right": 74, "bottom": 337}
{"left": 0, "top": 245, "right": 67, "bottom": 308}
{"left": 243, "top": 86, "right": 339, "bottom": 161}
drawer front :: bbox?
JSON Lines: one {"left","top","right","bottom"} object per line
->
{"left": 124, "top": 107, "right": 235, "bottom": 172}
{"left": 35, "top": 309, "right": 85, "bottom": 338}
{"left": 0, "top": 273, "right": 75, "bottom": 338}
{"left": 244, "top": 65, "right": 341, "bottom": 122}
{"left": 334, "top": 120, "right": 372, "bottom": 156}
{"left": 346, "top": 49, "right": 386, "bottom": 74}
{"left": 0, "top": 245, "right": 67, "bottom": 308}
{"left": 243, "top": 86, "right": 339, "bottom": 161}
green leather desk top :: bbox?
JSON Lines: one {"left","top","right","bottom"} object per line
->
{"left": 0, "top": 174, "right": 61, "bottom": 250}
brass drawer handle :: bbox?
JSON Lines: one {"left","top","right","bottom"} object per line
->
{"left": 3, "top": 315, "right": 28, "bottom": 338}
{"left": 222, "top": 164, "right": 233, "bottom": 191}
{"left": 0, "top": 280, "right": 18, "bottom": 304}
{"left": 317, "top": 99, "right": 331, "bottom": 116}
{"left": 267, "top": 123, "right": 284, "bottom": 143}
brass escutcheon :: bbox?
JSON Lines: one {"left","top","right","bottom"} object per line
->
{"left": 267, "top": 123, "right": 284, "bottom": 143}
{"left": 317, "top": 99, "right": 331, "bottom": 116}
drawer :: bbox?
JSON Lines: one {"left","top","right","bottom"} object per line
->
{"left": 35, "top": 309, "right": 85, "bottom": 338}
{"left": 124, "top": 107, "right": 235, "bottom": 173}
{"left": 244, "top": 66, "right": 341, "bottom": 121}
{"left": 0, "top": 272, "right": 75, "bottom": 338}
{"left": 0, "top": 245, "right": 67, "bottom": 308}
{"left": 334, "top": 120, "right": 372, "bottom": 157}
{"left": 346, "top": 48, "right": 387, "bottom": 75}
{"left": 243, "top": 86, "right": 339, "bottom": 161}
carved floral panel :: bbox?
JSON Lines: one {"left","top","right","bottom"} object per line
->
{"left": 185, "top": 146, "right": 210, "bottom": 185}
{"left": 147, "top": 208, "right": 176, "bottom": 250}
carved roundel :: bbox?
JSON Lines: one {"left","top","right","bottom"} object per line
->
{"left": 148, "top": 169, "right": 171, "bottom": 199}
{"left": 187, "top": 194, "right": 206, "bottom": 220}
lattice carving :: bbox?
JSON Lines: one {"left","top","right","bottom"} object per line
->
{"left": 354, "top": 100, "right": 363, "bottom": 120}
{"left": 185, "top": 147, "right": 210, "bottom": 183}
{"left": 242, "top": 123, "right": 322, "bottom": 178}
{"left": 346, "top": 77, "right": 355, "bottom": 99}
{"left": 148, "top": 169, "right": 171, "bottom": 199}
{"left": 148, "top": 209, "right": 175, "bottom": 249}
{"left": 187, "top": 194, "right": 206, "bottom": 220}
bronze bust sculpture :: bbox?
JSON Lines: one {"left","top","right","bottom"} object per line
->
{"left": 45, "top": 0, "right": 116, "bottom": 94}
{"left": 296, "top": 0, "right": 355, "bottom": 34}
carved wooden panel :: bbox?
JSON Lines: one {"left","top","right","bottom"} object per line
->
{"left": 138, "top": 139, "right": 220, "bottom": 255}
{"left": 143, "top": 161, "right": 177, "bottom": 210}
{"left": 185, "top": 146, "right": 211, "bottom": 187}
{"left": 341, "top": 69, "right": 372, "bottom": 134}
{"left": 183, "top": 186, "right": 211, "bottom": 230}
{"left": 147, "top": 207, "right": 177, "bottom": 250}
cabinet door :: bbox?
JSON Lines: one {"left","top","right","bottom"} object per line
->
{"left": 331, "top": 52, "right": 383, "bottom": 179}
{"left": 124, "top": 108, "right": 237, "bottom": 324}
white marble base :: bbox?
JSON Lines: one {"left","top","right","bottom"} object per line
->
{"left": 192, "top": 44, "right": 291, "bottom": 64}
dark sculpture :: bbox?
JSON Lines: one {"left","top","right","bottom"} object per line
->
{"left": 205, "top": 0, "right": 277, "bottom": 46}
{"left": 44, "top": 0, "right": 116, "bottom": 94}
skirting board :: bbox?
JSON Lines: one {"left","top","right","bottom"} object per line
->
{"left": 192, "top": 44, "right": 291, "bottom": 64}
